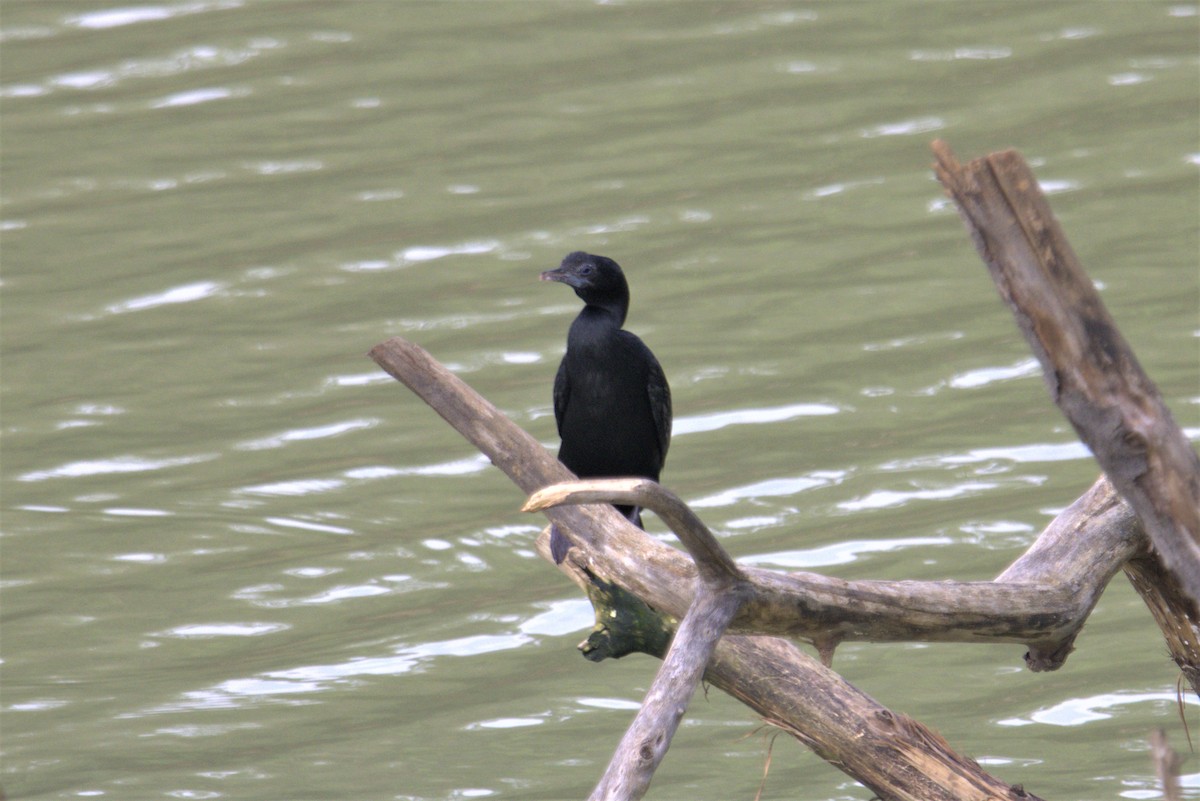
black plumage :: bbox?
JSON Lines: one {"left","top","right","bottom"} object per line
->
{"left": 541, "top": 252, "right": 672, "bottom": 563}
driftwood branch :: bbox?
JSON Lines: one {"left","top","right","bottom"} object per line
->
{"left": 932, "top": 139, "right": 1200, "bottom": 605}
{"left": 932, "top": 139, "right": 1200, "bottom": 694}
{"left": 525, "top": 478, "right": 744, "bottom": 585}
{"left": 368, "top": 141, "right": 1195, "bottom": 799}
{"left": 372, "top": 337, "right": 1142, "bottom": 659}
{"left": 530, "top": 475, "right": 1139, "bottom": 669}
{"left": 1123, "top": 551, "right": 1200, "bottom": 692}
{"left": 593, "top": 582, "right": 743, "bottom": 800}
{"left": 528, "top": 479, "right": 748, "bottom": 799}
{"left": 371, "top": 336, "right": 1082, "bottom": 799}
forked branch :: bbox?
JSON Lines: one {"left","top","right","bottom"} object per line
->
{"left": 367, "top": 140, "right": 1196, "bottom": 801}
{"left": 933, "top": 139, "right": 1200, "bottom": 605}
{"left": 372, "top": 335, "right": 1105, "bottom": 800}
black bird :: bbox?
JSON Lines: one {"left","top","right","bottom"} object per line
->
{"left": 541, "top": 252, "right": 672, "bottom": 563}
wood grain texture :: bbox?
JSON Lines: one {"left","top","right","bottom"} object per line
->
{"left": 932, "top": 139, "right": 1200, "bottom": 606}
{"left": 369, "top": 140, "right": 1198, "bottom": 797}
{"left": 369, "top": 335, "right": 1126, "bottom": 799}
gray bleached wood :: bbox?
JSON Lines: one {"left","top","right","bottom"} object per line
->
{"left": 366, "top": 140, "right": 1193, "bottom": 800}
{"left": 371, "top": 337, "right": 1139, "bottom": 658}
{"left": 527, "top": 479, "right": 748, "bottom": 799}
{"left": 932, "top": 139, "right": 1200, "bottom": 606}
{"left": 369, "top": 336, "right": 1123, "bottom": 799}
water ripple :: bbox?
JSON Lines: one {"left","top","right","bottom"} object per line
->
{"left": 691, "top": 470, "right": 847, "bottom": 509}
{"left": 343, "top": 454, "right": 491, "bottom": 479}
{"left": 10, "top": 36, "right": 277, "bottom": 101}
{"left": 838, "top": 480, "right": 999, "bottom": 511}
{"left": 141, "top": 677, "right": 324, "bottom": 713}
{"left": 909, "top": 46, "right": 1012, "bottom": 61}
{"left": 882, "top": 441, "right": 1092, "bottom": 471}
{"left": 805, "top": 177, "right": 885, "bottom": 199}
{"left": 113, "top": 552, "right": 168, "bottom": 564}
{"left": 467, "top": 716, "right": 544, "bottom": 731}
{"left": 1108, "top": 72, "right": 1151, "bottom": 86}
{"left": 50, "top": 70, "right": 112, "bottom": 90}
{"left": 327, "top": 371, "right": 396, "bottom": 388}
{"left": 0, "top": 26, "right": 56, "bottom": 44}
{"left": 233, "top": 581, "right": 394, "bottom": 609}
{"left": 104, "top": 507, "right": 173, "bottom": 517}
{"left": 860, "top": 116, "right": 946, "bottom": 138}
{"left": 264, "top": 517, "right": 354, "bottom": 536}
{"left": 240, "top": 478, "right": 344, "bottom": 497}
{"left": 998, "top": 689, "right": 1198, "bottom": 727}
{"left": 132, "top": 619, "right": 555, "bottom": 716}
{"left": 162, "top": 622, "right": 289, "bottom": 638}
{"left": 7, "top": 698, "right": 70, "bottom": 712}
{"left": 399, "top": 240, "right": 500, "bottom": 265}
{"left": 18, "top": 453, "right": 216, "bottom": 482}
{"left": 101, "top": 280, "right": 224, "bottom": 315}
{"left": 577, "top": 697, "right": 642, "bottom": 711}
{"left": 65, "top": 2, "right": 243, "bottom": 31}
{"left": 151, "top": 86, "right": 246, "bottom": 108}
{"left": 240, "top": 455, "right": 499, "bottom": 500}
{"left": 674, "top": 402, "right": 840, "bottom": 437}
{"left": 518, "top": 599, "right": 592, "bottom": 637}
{"left": 743, "top": 535, "right": 955, "bottom": 569}
{"left": 236, "top": 418, "right": 377, "bottom": 451}
{"left": 244, "top": 159, "right": 324, "bottom": 176}
{"left": 1037, "top": 178, "right": 1082, "bottom": 195}
{"left": 948, "top": 358, "right": 1040, "bottom": 389}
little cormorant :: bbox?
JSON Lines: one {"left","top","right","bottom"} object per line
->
{"left": 541, "top": 252, "right": 672, "bottom": 563}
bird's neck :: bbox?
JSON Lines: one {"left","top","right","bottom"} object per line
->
{"left": 579, "top": 301, "right": 627, "bottom": 330}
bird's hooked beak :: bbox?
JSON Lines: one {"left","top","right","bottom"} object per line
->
{"left": 540, "top": 267, "right": 583, "bottom": 288}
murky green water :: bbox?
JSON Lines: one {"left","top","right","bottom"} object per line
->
{"left": 2, "top": 2, "right": 1197, "bottom": 799}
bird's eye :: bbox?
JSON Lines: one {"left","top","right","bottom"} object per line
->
{"left": 579, "top": 265, "right": 594, "bottom": 276}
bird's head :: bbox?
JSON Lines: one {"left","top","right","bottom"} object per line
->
{"left": 540, "top": 252, "right": 630, "bottom": 311}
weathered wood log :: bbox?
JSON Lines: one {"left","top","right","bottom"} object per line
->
{"left": 367, "top": 140, "right": 1189, "bottom": 799}
{"left": 592, "top": 583, "right": 743, "bottom": 800}
{"left": 371, "top": 338, "right": 1141, "bottom": 657}
{"left": 528, "top": 479, "right": 749, "bottom": 800}
{"left": 530, "top": 480, "right": 1056, "bottom": 800}
{"left": 1124, "top": 551, "right": 1200, "bottom": 693}
{"left": 695, "top": 636, "right": 1040, "bottom": 801}
{"left": 932, "top": 139, "right": 1200, "bottom": 606}
{"left": 369, "top": 337, "right": 698, "bottom": 615}
{"left": 531, "top": 564, "right": 1052, "bottom": 799}
{"left": 369, "top": 336, "right": 1110, "bottom": 798}
{"left": 531, "top": 475, "right": 1140, "bottom": 669}
{"left": 996, "top": 475, "right": 1145, "bottom": 671}
{"left": 539, "top": 527, "right": 1042, "bottom": 801}
{"left": 526, "top": 478, "right": 744, "bottom": 585}
{"left": 578, "top": 573, "right": 674, "bottom": 662}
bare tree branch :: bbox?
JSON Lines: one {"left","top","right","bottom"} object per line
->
{"left": 369, "top": 335, "right": 1101, "bottom": 798}
{"left": 526, "top": 475, "right": 1141, "bottom": 669}
{"left": 366, "top": 140, "right": 1194, "bottom": 799}
{"left": 525, "top": 478, "right": 743, "bottom": 584}
{"left": 528, "top": 478, "right": 749, "bottom": 800}
{"left": 589, "top": 583, "right": 744, "bottom": 801}
{"left": 932, "top": 139, "right": 1200, "bottom": 605}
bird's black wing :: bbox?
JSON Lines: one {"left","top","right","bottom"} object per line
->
{"left": 552, "top": 354, "right": 570, "bottom": 438}
{"left": 646, "top": 353, "right": 672, "bottom": 467}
